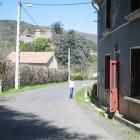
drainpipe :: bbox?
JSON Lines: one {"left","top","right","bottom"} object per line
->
{"left": 91, "top": 0, "right": 100, "bottom": 99}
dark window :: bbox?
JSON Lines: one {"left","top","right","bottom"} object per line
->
{"left": 131, "top": 49, "right": 140, "bottom": 97}
{"left": 131, "top": 0, "right": 140, "bottom": 12}
{"left": 105, "top": 55, "right": 110, "bottom": 89}
{"left": 106, "top": 0, "right": 111, "bottom": 29}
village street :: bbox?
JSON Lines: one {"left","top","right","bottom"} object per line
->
{"left": 0, "top": 81, "right": 133, "bottom": 140}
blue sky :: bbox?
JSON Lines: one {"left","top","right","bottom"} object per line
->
{"left": 0, "top": 0, "right": 97, "bottom": 34}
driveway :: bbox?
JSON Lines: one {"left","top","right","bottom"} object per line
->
{"left": 0, "top": 81, "right": 126, "bottom": 140}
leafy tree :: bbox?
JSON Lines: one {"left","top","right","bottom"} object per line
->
{"left": 45, "top": 47, "right": 54, "bottom": 52}
{"left": 85, "top": 54, "right": 97, "bottom": 63}
{"left": 20, "top": 43, "right": 29, "bottom": 51}
{"left": 55, "top": 30, "right": 91, "bottom": 65}
{"left": 20, "top": 42, "right": 36, "bottom": 52}
{"left": 35, "top": 37, "right": 50, "bottom": 51}
{"left": 51, "top": 22, "right": 64, "bottom": 34}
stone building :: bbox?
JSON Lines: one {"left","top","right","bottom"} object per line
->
{"left": 94, "top": 0, "right": 140, "bottom": 123}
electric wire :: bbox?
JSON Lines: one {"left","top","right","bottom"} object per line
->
{"left": 22, "top": 5, "right": 45, "bottom": 32}
{"left": 22, "top": 1, "right": 91, "bottom": 6}
{"left": 21, "top": 1, "right": 95, "bottom": 36}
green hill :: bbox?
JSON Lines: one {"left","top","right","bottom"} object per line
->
{"left": 0, "top": 20, "right": 97, "bottom": 59}
{"left": 0, "top": 20, "right": 38, "bottom": 59}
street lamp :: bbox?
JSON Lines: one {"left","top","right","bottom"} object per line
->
{"left": 15, "top": 1, "right": 32, "bottom": 89}
{"left": 26, "top": 3, "right": 32, "bottom": 7}
{"left": 15, "top": 1, "right": 21, "bottom": 90}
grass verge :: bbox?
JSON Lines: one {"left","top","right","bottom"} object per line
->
{"left": 0, "top": 82, "right": 67, "bottom": 98}
{"left": 74, "top": 88, "right": 85, "bottom": 102}
{"left": 74, "top": 86, "right": 91, "bottom": 102}
{"left": 75, "top": 87, "right": 140, "bottom": 140}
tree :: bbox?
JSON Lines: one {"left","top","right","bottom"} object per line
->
{"left": 55, "top": 30, "right": 91, "bottom": 65}
{"left": 35, "top": 37, "right": 50, "bottom": 51}
{"left": 51, "top": 22, "right": 64, "bottom": 34}
{"left": 20, "top": 43, "right": 29, "bottom": 51}
{"left": 20, "top": 42, "right": 37, "bottom": 52}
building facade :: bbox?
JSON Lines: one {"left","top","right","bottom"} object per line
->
{"left": 95, "top": 0, "right": 140, "bottom": 122}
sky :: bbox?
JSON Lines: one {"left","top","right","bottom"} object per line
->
{"left": 0, "top": 0, "right": 97, "bottom": 34}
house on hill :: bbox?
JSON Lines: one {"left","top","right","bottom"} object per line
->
{"left": 20, "top": 28, "right": 55, "bottom": 44}
{"left": 94, "top": 0, "right": 140, "bottom": 123}
{"left": 35, "top": 28, "right": 54, "bottom": 40}
{"left": 7, "top": 52, "right": 58, "bottom": 69}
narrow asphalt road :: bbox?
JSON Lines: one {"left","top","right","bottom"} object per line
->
{"left": 0, "top": 81, "right": 123, "bottom": 140}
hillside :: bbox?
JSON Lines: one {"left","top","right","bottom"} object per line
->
{"left": 0, "top": 20, "right": 97, "bottom": 59}
{"left": 0, "top": 20, "right": 38, "bottom": 59}
{"left": 75, "top": 31, "right": 97, "bottom": 44}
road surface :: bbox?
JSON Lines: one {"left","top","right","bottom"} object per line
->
{"left": 0, "top": 81, "right": 127, "bottom": 140}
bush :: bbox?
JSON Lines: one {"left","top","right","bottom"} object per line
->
{"left": 90, "top": 82, "right": 97, "bottom": 103}
{"left": 35, "top": 37, "right": 50, "bottom": 51}
{"left": 0, "top": 62, "right": 68, "bottom": 91}
{"left": 71, "top": 74, "right": 84, "bottom": 81}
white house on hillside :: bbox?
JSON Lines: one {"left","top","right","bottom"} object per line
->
{"left": 20, "top": 28, "right": 55, "bottom": 44}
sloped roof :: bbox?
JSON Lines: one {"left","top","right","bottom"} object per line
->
{"left": 7, "top": 52, "right": 54, "bottom": 64}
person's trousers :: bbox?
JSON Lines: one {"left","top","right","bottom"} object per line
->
{"left": 69, "top": 87, "right": 74, "bottom": 98}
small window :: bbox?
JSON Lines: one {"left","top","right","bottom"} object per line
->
{"left": 105, "top": 55, "right": 110, "bottom": 89}
{"left": 106, "top": 0, "right": 111, "bottom": 29}
{"left": 131, "top": 0, "right": 140, "bottom": 12}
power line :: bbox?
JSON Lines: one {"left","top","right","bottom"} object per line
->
{"left": 86, "top": 20, "right": 98, "bottom": 22}
{"left": 0, "top": 1, "right": 2, "bottom": 6}
{"left": 22, "top": 5, "right": 44, "bottom": 32}
{"left": 22, "top": 1, "right": 91, "bottom": 6}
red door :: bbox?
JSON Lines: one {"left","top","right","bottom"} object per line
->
{"left": 110, "top": 60, "right": 118, "bottom": 113}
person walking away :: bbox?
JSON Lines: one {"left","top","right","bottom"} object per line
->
{"left": 69, "top": 80, "right": 75, "bottom": 98}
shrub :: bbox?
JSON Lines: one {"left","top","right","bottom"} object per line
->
{"left": 0, "top": 62, "right": 68, "bottom": 91}
{"left": 90, "top": 82, "right": 97, "bottom": 103}
{"left": 71, "top": 74, "right": 84, "bottom": 81}
{"left": 35, "top": 37, "right": 50, "bottom": 51}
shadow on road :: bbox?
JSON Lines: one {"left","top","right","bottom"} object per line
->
{"left": 0, "top": 105, "right": 103, "bottom": 140}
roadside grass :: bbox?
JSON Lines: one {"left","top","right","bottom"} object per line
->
{"left": 0, "top": 82, "right": 67, "bottom": 98}
{"left": 97, "top": 109, "right": 140, "bottom": 139}
{"left": 74, "top": 87, "right": 140, "bottom": 140}
{"left": 74, "top": 86, "right": 91, "bottom": 102}
{"left": 118, "top": 128, "right": 140, "bottom": 140}
{"left": 74, "top": 87, "right": 85, "bottom": 102}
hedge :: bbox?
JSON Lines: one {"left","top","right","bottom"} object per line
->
{"left": 0, "top": 62, "right": 68, "bottom": 91}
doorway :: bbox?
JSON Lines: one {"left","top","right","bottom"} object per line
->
{"left": 131, "top": 49, "right": 140, "bottom": 97}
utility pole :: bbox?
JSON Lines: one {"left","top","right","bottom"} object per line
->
{"left": 15, "top": 1, "right": 21, "bottom": 89}
{"left": 68, "top": 47, "right": 71, "bottom": 81}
